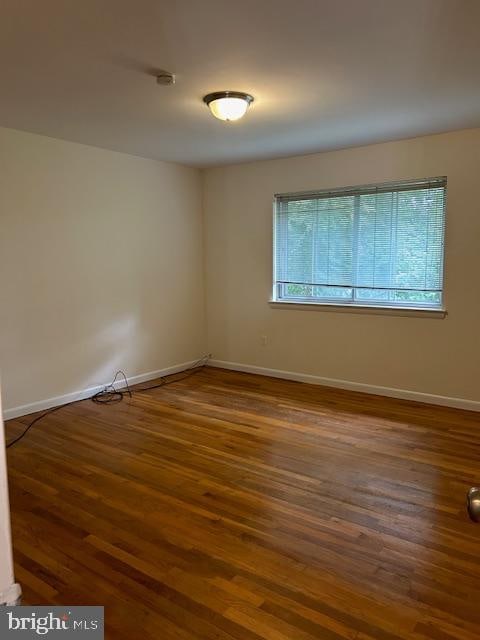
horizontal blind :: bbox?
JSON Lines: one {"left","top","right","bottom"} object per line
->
{"left": 274, "top": 177, "right": 446, "bottom": 307}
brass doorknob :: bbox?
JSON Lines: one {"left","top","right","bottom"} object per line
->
{"left": 467, "top": 487, "right": 480, "bottom": 522}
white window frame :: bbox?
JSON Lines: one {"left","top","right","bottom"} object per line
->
{"left": 272, "top": 177, "right": 447, "bottom": 316}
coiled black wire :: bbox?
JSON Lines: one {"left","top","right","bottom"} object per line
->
{"left": 6, "top": 356, "right": 210, "bottom": 449}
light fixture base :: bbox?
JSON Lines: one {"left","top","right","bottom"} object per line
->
{"left": 203, "top": 91, "right": 253, "bottom": 106}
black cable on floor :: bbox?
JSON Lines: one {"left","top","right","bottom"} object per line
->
{"left": 5, "top": 355, "right": 210, "bottom": 449}
{"left": 91, "top": 370, "right": 132, "bottom": 405}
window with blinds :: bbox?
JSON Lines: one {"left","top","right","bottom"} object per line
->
{"left": 273, "top": 177, "right": 446, "bottom": 309}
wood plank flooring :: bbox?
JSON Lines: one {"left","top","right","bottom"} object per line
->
{"left": 5, "top": 367, "right": 480, "bottom": 639}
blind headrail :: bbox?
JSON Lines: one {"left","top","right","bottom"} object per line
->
{"left": 275, "top": 176, "right": 447, "bottom": 202}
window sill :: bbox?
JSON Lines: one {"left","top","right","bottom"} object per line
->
{"left": 269, "top": 300, "right": 447, "bottom": 318}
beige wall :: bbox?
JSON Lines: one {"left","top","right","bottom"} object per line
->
{"left": 2, "top": 126, "right": 479, "bottom": 413}
{"left": 0, "top": 127, "right": 205, "bottom": 413}
{"left": 203, "top": 129, "right": 480, "bottom": 403}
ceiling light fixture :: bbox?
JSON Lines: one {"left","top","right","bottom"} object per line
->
{"left": 203, "top": 91, "right": 254, "bottom": 122}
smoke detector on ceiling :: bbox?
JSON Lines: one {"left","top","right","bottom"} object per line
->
{"left": 156, "top": 70, "right": 175, "bottom": 85}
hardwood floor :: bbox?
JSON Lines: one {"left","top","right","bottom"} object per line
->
{"left": 5, "top": 367, "right": 480, "bottom": 639}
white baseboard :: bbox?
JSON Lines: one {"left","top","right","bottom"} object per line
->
{"left": 208, "top": 359, "right": 480, "bottom": 412}
{"left": 6, "top": 357, "right": 478, "bottom": 419}
{"left": 3, "top": 359, "right": 201, "bottom": 421}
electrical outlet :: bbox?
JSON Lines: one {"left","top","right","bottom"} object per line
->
{"left": 261, "top": 335, "right": 268, "bottom": 346}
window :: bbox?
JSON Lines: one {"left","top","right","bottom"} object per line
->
{"left": 273, "top": 177, "right": 446, "bottom": 310}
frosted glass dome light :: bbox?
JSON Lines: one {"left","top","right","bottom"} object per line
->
{"left": 203, "top": 91, "right": 254, "bottom": 122}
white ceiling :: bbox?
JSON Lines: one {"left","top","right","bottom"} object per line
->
{"left": 1, "top": 0, "right": 480, "bottom": 167}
